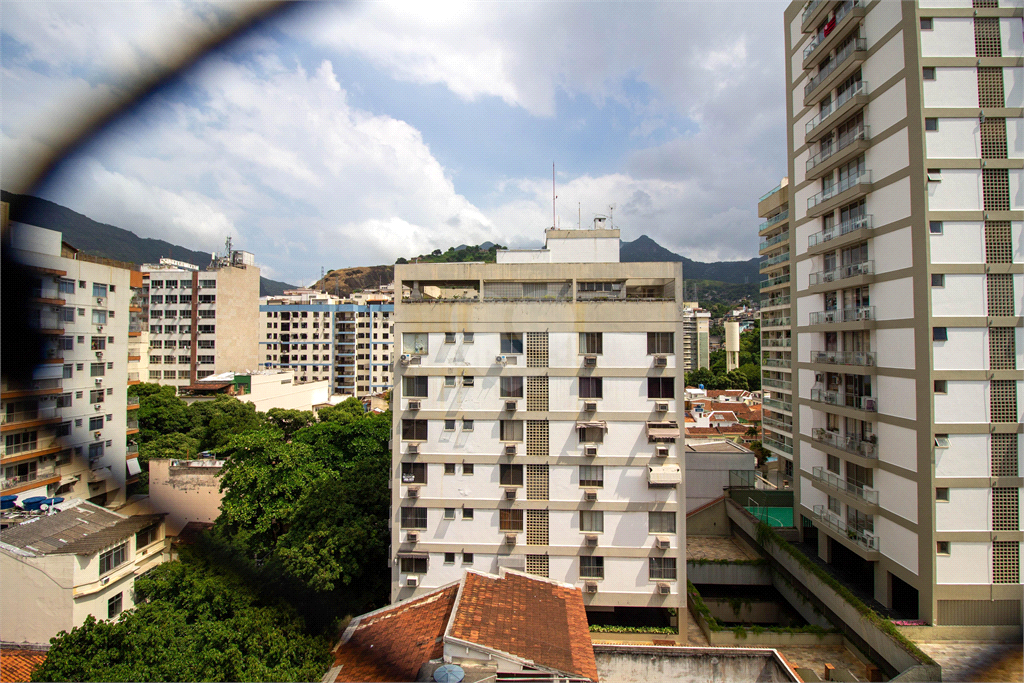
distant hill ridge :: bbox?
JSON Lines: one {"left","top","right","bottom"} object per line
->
{"left": 619, "top": 235, "right": 759, "bottom": 285}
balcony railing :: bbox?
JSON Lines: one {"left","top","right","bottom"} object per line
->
{"left": 802, "top": 0, "right": 825, "bottom": 25}
{"left": 761, "top": 274, "right": 791, "bottom": 289}
{"left": 127, "top": 443, "right": 139, "bottom": 455}
{"left": 810, "top": 350, "right": 876, "bottom": 367}
{"left": 808, "top": 170, "right": 871, "bottom": 211}
{"left": 807, "top": 125, "right": 869, "bottom": 173}
{"left": 760, "top": 232, "right": 790, "bottom": 251}
{"left": 806, "top": 80, "right": 868, "bottom": 135}
{"left": 761, "top": 251, "right": 791, "bottom": 269}
{"left": 812, "top": 466, "right": 879, "bottom": 505}
{"left": 758, "top": 209, "right": 790, "bottom": 232}
{"left": 804, "top": 0, "right": 865, "bottom": 60}
{"left": 761, "top": 316, "right": 791, "bottom": 328}
{"left": 764, "top": 437, "right": 794, "bottom": 456}
{"left": 1, "top": 405, "right": 60, "bottom": 425}
{"left": 28, "top": 312, "right": 64, "bottom": 332}
{"left": 127, "top": 372, "right": 140, "bottom": 383}
{"left": 2, "top": 465, "right": 58, "bottom": 491}
{"left": 810, "top": 388, "right": 877, "bottom": 412}
{"left": 811, "top": 428, "right": 877, "bottom": 459}
{"left": 760, "top": 295, "right": 791, "bottom": 309}
{"left": 805, "top": 38, "right": 867, "bottom": 98}
{"left": 808, "top": 306, "right": 875, "bottom": 325}
{"left": 809, "top": 260, "right": 873, "bottom": 287}
{"left": 808, "top": 214, "right": 872, "bottom": 248}
{"left": 762, "top": 357, "right": 792, "bottom": 369}
{"left": 759, "top": 185, "right": 786, "bottom": 203}
{"left": 762, "top": 377, "right": 792, "bottom": 391}
{"left": 763, "top": 416, "right": 793, "bottom": 433}
{"left": 762, "top": 338, "right": 792, "bottom": 348}
{"left": 1, "top": 431, "right": 60, "bottom": 457}
{"left": 127, "top": 398, "right": 141, "bottom": 410}
{"left": 127, "top": 419, "right": 139, "bottom": 431}
{"left": 764, "top": 397, "right": 793, "bottom": 413}
{"left": 813, "top": 505, "right": 880, "bottom": 552}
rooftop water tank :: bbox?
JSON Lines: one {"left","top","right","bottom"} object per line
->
{"left": 0, "top": 495, "right": 18, "bottom": 510}
{"left": 22, "top": 496, "right": 48, "bottom": 511}
{"left": 433, "top": 664, "right": 465, "bottom": 683}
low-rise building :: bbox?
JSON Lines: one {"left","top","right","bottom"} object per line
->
{"left": 147, "top": 458, "right": 224, "bottom": 536}
{"left": 177, "top": 370, "right": 330, "bottom": 412}
{"left": 684, "top": 440, "right": 757, "bottom": 512}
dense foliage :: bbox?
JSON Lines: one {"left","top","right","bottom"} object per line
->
{"left": 686, "top": 325, "right": 762, "bottom": 391}
{"left": 395, "top": 242, "right": 504, "bottom": 264}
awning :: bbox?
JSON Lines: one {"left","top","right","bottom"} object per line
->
{"left": 127, "top": 459, "right": 142, "bottom": 476}
{"left": 646, "top": 421, "right": 680, "bottom": 441}
{"left": 396, "top": 552, "right": 429, "bottom": 559}
{"left": 59, "top": 474, "right": 80, "bottom": 486}
{"left": 648, "top": 464, "right": 681, "bottom": 486}
{"left": 575, "top": 421, "right": 608, "bottom": 430}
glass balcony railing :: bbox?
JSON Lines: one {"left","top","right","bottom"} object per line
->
{"left": 760, "top": 295, "right": 791, "bottom": 309}
{"left": 802, "top": 0, "right": 825, "bottom": 25}
{"left": 1, "top": 405, "right": 60, "bottom": 424}
{"left": 761, "top": 251, "right": 791, "bottom": 269}
{"left": 762, "top": 377, "right": 792, "bottom": 391}
{"left": 764, "top": 437, "right": 794, "bottom": 456}
{"left": 811, "top": 428, "right": 878, "bottom": 459}
{"left": 809, "top": 260, "right": 873, "bottom": 287}
{"left": 813, "top": 505, "right": 880, "bottom": 552}
{"left": 806, "top": 80, "right": 868, "bottom": 135}
{"left": 805, "top": 38, "right": 867, "bottom": 98}
{"left": 807, "top": 125, "right": 869, "bottom": 173}
{"left": 128, "top": 372, "right": 140, "bottom": 383}
{"left": 810, "top": 388, "right": 877, "bottom": 412}
{"left": 810, "top": 350, "right": 877, "bottom": 367}
{"left": 764, "top": 397, "right": 793, "bottom": 413}
{"left": 762, "top": 316, "right": 791, "bottom": 328}
{"left": 127, "top": 443, "right": 139, "bottom": 456}
{"left": 763, "top": 416, "right": 793, "bottom": 433}
{"left": 759, "top": 185, "right": 785, "bottom": 203}
{"left": 758, "top": 209, "right": 790, "bottom": 232}
{"left": 762, "top": 357, "right": 792, "bottom": 369}
{"left": 760, "top": 231, "right": 790, "bottom": 251}
{"left": 804, "top": 0, "right": 865, "bottom": 60}
{"left": 808, "top": 170, "right": 871, "bottom": 210}
{"left": 761, "top": 273, "right": 791, "bottom": 289}
{"left": 812, "top": 466, "right": 879, "bottom": 505}
{"left": 808, "top": 306, "right": 875, "bottom": 325}
{"left": 808, "top": 215, "right": 872, "bottom": 248}
{"left": 762, "top": 337, "right": 792, "bottom": 348}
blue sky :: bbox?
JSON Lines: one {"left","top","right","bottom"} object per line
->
{"left": 1, "top": 1, "right": 789, "bottom": 285}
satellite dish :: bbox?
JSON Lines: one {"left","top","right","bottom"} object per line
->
{"left": 433, "top": 664, "right": 465, "bottom": 683}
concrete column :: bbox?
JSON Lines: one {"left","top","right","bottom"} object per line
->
{"left": 818, "top": 530, "right": 831, "bottom": 563}
{"left": 874, "top": 564, "right": 891, "bottom": 609}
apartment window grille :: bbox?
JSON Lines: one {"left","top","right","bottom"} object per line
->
{"left": 985, "top": 221, "right": 1012, "bottom": 264}
{"left": 99, "top": 542, "right": 128, "bottom": 574}
{"left": 500, "top": 376, "right": 524, "bottom": 398}
{"left": 992, "top": 488, "right": 1019, "bottom": 531}
{"left": 992, "top": 541, "right": 1019, "bottom": 583}
{"left": 526, "top": 420, "right": 549, "bottom": 457}
{"left": 402, "top": 419, "right": 428, "bottom": 441}
{"left": 500, "top": 333, "right": 524, "bottom": 354}
{"left": 500, "top": 420, "right": 524, "bottom": 442}
{"left": 526, "top": 332, "right": 549, "bottom": 367}
{"left": 647, "top": 332, "right": 674, "bottom": 354}
{"left": 400, "top": 507, "right": 427, "bottom": 529}
{"left": 526, "top": 510, "right": 549, "bottom": 545}
{"left": 989, "top": 328, "right": 1016, "bottom": 370}
{"left": 178, "top": 370, "right": 190, "bottom": 379}
{"left": 525, "top": 554, "right": 549, "bottom": 577}
{"left": 526, "top": 464, "right": 549, "bottom": 500}
{"left": 401, "top": 462, "right": 426, "bottom": 484}
{"left": 500, "top": 464, "right": 523, "bottom": 487}
{"left": 400, "top": 557, "right": 427, "bottom": 573}
{"left": 403, "top": 376, "right": 428, "bottom": 397}
{"left": 483, "top": 281, "right": 571, "bottom": 301}
{"left": 580, "top": 510, "right": 604, "bottom": 533}
{"left": 579, "top": 465, "right": 604, "bottom": 488}
{"left": 987, "top": 274, "right": 1014, "bottom": 316}
{"left": 990, "top": 379, "right": 1017, "bottom": 423}
{"left": 648, "top": 377, "right": 675, "bottom": 399}
{"left": 649, "top": 511, "right": 675, "bottom": 534}
{"left": 982, "top": 169, "right": 1010, "bottom": 211}
{"left": 974, "top": 17, "right": 1001, "bottom": 57}
{"left": 526, "top": 376, "right": 548, "bottom": 411}
{"left": 649, "top": 557, "right": 677, "bottom": 581}
{"left": 991, "top": 434, "right": 1018, "bottom": 477}
{"left": 149, "top": 370, "right": 161, "bottom": 380}
{"left": 579, "top": 377, "right": 603, "bottom": 399}
{"left": 579, "top": 332, "right": 603, "bottom": 355}
{"left": 500, "top": 509, "right": 523, "bottom": 531}
{"left": 580, "top": 556, "right": 604, "bottom": 579}
{"left": 980, "top": 118, "right": 1008, "bottom": 159}
{"left": 977, "top": 67, "right": 1005, "bottom": 108}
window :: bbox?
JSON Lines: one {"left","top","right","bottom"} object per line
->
{"left": 463, "top": 332, "right": 474, "bottom": 343}
{"left": 500, "top": 333, "right": 523, "bottom": 354}
{"left": 647, "top": 332, "right": 674, "bottom": 354}
{"left": 934, "top": 379, "right": 948, "bottom": 394}
{"left": 827, "top": 454, "right": 841, "bottom": 474}
{"left": 61, "top": 306, "right": 75, "bottom": 322}
{"left": 936, "top": 487, "right": 949, "bottom": 502}
{"left": 444, "top": 332, "right": 456, "bottom": 344}
{"left": 404, "top": 376, "right": 428, "bottom": 397}
{"left": 89, "top": 416, "right": 104, "bottom": 430}
{"left": 649, "top": 557, "right": 677, "bottom": 580}
{"left": 90, "top": 389, "right": 105, "bottom": 403}
{"left": 925, "top": 117, "right": 938, "bottom": 131}
{"left": 933, "top": 327, "right": 948, "bottom": 342}
{"left": 931, "top": 273, "right": 945, "bottom": 287}
{"left": 400, "top": 557, "right": 428, "bottom": 573}
{"left": 107, "top": 592, "right": 123, "bottom": 619}
{"left": 649, "top": 511, "right": 676, "bottom": 534}
{"left": 401, "top": 462, "right": 426, "bottom": 484}
{"left": 647, "top": 377, "right": 674, "bottom": 399}
{"left": 579, "top": 465, "right": 604, "bottom": 487}
{"left": 500, "top": 464, "right": 523, "bottom": 486}
{"left": 178, "top": 355, "right": 190, "bottom": 364}
{"left": 444, "top": 463, "right": 456, "bottom": 475}
{"left": 58, "top": 278, "right": 75, "bottom": 294}
{"left": 499, "top": 509, "right": 523, "bottom": 531}
{"left": 99, "top": 542, "right": 128, "bottom": 574}
{"left": 443, "top": 419, "right": 456, "bottom": 431}
{"left": 444, "top": 376, "right": 456, "bottom": 387}
{"left": 136, "top": 525, "right": 158, "bottom": 549}
{"left": 500, "top": 420, "right": 523, "bottom": 442}
{"left": 462, "top": 376, "right": 475, "bottom": 387}
{"left": 929, "top": 221, "right": 943, "bottom": 235}
{"left": 463, "top": 463, "right": 474, "bottom": 475}
{"left": 500, "top": 376, "right": 524, "bottom": 398}
{"left": 927, "top": 168, "right": 943, "bottom": 182}
{"left": 403, "top": 332, "right": 428, "bottom": 355}
{"left": 580, "top": 510, "right": 604, "bottom": 532}
{"left": 920, "top": 17, "right": 933, "bottom": 30}
{"left": 579, "top": 377, "right": 603, "bottom": 399}
{"left": 463, "top": 552, "right": 474, "bottom": 563}
{"left": 580, "top": 556, "right": 604, "bottom": 579}
{"left": 577, "top": 426, "right": 604, "bottom": 444}
{"left": 63, "top": 364, "right": 73, "bottom": 379}
{"left": 444, "top": 510, "right": 456, "bottom": 521}
{"left": 402, "top": 419, "right": 428, "bottom": 441}
{"left": 936, "top": 541, "right": 950, "bottom": 555}
{"left": 578, "top": 332, "right": 603, "bottom": 355}
{"left": 462, "top": 419, "right": 474, "bottom": 431}
{"left": 90, "top": 363, "right": 105, "bottom": 377}
{"left": 462, "top": 509, "right": 474, "bottom": 520}
{"left": 149, "top": 355, "right": 162, "bottom": 364}
{"left": 400, "top": 507, "right": 427, "bottom": 529}
{"left": 200, "top": 279, "right": 216, "bottom": 288}
{"left": 93, "top": 283, "right": 108, "bottom": 298}
{"left": 198, "top": 325, "right": 215, "bottom": 334}
{"left": 92, "top": 310, "right": 107, "bottom": 324}
{"left": 923, "top": 67, "right": 935, "bottom": 80}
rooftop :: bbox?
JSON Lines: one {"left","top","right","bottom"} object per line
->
{"left": 0, "top": 500, "right": 161, "bottom": 556}
{"left": 0, "top": 646, "right": 47, "bottom": 682}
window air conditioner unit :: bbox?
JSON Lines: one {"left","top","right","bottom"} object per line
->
{"left": 408, "top": 400, "right": 421, "bottom": 411}
{"left": 96, "top": 326, "right": 104, "bottom": 333}
{"left": 406, "top": 531, "right": 419, "bottom": 542}
{"left": 584, "top": 402, "right": 597, "bottom": 412}
{"left": 504, "top": 533, "right": 518, "bottom": 545}
{"left": 585, "top": 581, "right": 598, "bottom": 593}
{"left": 585, "top": 534, "right": 599, "bottom": 547}
{"left": 584, "top": 489, "right": 598, "bottom": 502}
{"left": 656, "top": 446, "right": 669, "bottom": 457}
{"left": 504, "top": 444, "right": 517, "bottom": 456}
{"left": 657, "top": 583, "right": 671, "bottom": 595}
{"left": 95, "top": 351, "right": 103, "bottom": 359}
{"left": 654, "top": 356, "right": 668, "bottom": 368}
{"left": 96, "top": 297, "right": 105, "bottom": 305}
{"left": 408, "top": 356, "right": 421, "bottom": 365}
{"left": 505, "top": 400, "right": 517, "bottom": 412}
{"left": 584, "top": 356, "right": 598, "bottom": 368}
{"left": 95, "top": 379, "right": 103, "bottom": 386}
{"left": 100, "top": 577, "right": 110, "bottom": 586}
{"left": 406, "top": 576, "right": 419, "bottom": 587}
{"left": 656, "top": 402, "right": 669, "bottom": 412}
{"left": 93, "top": 431, "right": 102, "bottom": 439}
{"left": 584, "top": 446, "right": 598, "bottom": 457}
{"left": 407, "top": 486, "right": 420, "bottom": 499}
{"left": 505, "top": 488, "right": 518, "bottom": 500}
{"left": 656, "top": 537, "right": 671, "bottom": 550}
{"left": 94, "top": 404, "right": 102, "bottom": 411}
{"left": 407, "top": 443, "right": 419, "bottom": 455}
{"left": 496, "top": 355, "right": 507, "bottom": 365}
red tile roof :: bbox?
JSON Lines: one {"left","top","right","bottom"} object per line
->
{"left": 449, "top": 571, "right": 598, "bottom": 682}
{"left": 685, "top": 427, "right": 722, "bottom": 436}
{"left": 0, "top": 647, "right": 46, "bottom": 682}
{"left": 331, "top": 584, "right": 459, "bottom": 682}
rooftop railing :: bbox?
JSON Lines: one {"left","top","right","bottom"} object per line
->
{"left": 812, "top": 466, "right": 879, "bottom": 505}
{"left": 810, "top": 350, "right": 876, "bottom": 367}
{"left": 811, "top": 428, "right": 877, "bottom": 459}
{"left": 808, "top": 214, "right": 872, "bottom": 248}
{"left": 805, "top": 38, "right": 867, "bottom": 98}
{"left": 808, "top": 169, "right": 871, "bottom": 210}
{"left": 808, "top": 306, "right": 875, "bottom": 325}
{"left": 809, "top": 260, "right": 873, "bottom": 287}
{"left": 806, "top": 80, "right": 868, "bottom": 135}
{"left": 813, "top": 505, "right": 880, "bottom": 552}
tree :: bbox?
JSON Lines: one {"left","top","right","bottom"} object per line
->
{"left": 725, "top": 369, "right": 750, "bottom": 391}
{"left": 738, "top": 362, "right": 762, "bottom": 391}
{"left": 137, "top": 385, "right": 192, "bottom": 442}
{"left": 188, "top": 395, "right": 264, "bottom": 450}
{"left": 431, "top": 248, "right": 442, "bottom": 256}
{"left": 315, "top": 397, "right": 365, "bottom": 424}
{"left": 266, "top": 408, "right": 316, "bottom": 440}
{"left": 685, "top": 367, "right": 716, "bottom": 389}
{"left": 395, "top": 257, "right": 408, "bottom": 264}
{"left": 748, "top": 440, "right": 770, "bottom": 468}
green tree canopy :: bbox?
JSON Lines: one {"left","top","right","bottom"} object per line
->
{"left": 188, "top": 395, "right": 264, "bottom": 450}
{"left": 265, "top": 408, "right": 317, "bottom": 439}
{"left": 315, "top": 397, "right": 365, "bottom": 424}
{"left": 137, "top": 384, "right": 192, "bottom": 442}
{"left": 685, "top": 367, "right": 716, "bottom": 389}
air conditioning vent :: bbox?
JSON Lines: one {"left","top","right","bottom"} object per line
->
{"left": 408, "top": 400, "right": 421, "bottom": 411}
{"left": 585, "top": 581, "right": 598, "bottom": 593}
{"left": 406, "top": 531, "right": 419, "bottom": 542}
{"left": 585, "top": 534, "right": 599, "bottom": 547}
{"left": 656, "top": 446, "right": 669, "bottom": 457}
{"left": 584, "top": 356, "right": 598, "bottom": 368}
{"left": 406, "top": 576, "right": 419, "bottom": 587}
{"left": 505, "top": 400, "right": 518, "bottom": 412}
{"left": 407, "top": 486, "right": 420, "bottom": 498}
{"left": 584, "top": 402, "right": 597, "bottom": 412}
{"left": 407, "top": 443, "right": 419, "bottom": 455}
{"left": 584, "top": 489, "right": 598, "bottom": 502}
{"left": 504, "top": 533, "right": 518, "bottom": 545}
{"left": 656, "top": 402, "right": 669, "bottom": 412}
{"left": 93, "top": 431, "right": 102, "bottom": 439}
{"left": 95, "top": 351, "right": 103, "bottom": 360}
{"left": 657, "top": 582, "right": 671, "bottom": 595}
{"left": 504, "top": 444, "right": 517, "bottom": 456}
{"left": 408, "top": 355, "right": 421, "bottom": 365}
{"left": 505, "top": 488, "right": 518, "bottom": 500}
{"left": 95, "top": 379, "right": 103, "bottom": 386}
{"left": 584, "top": 446, "right": 598, "bottom": 457}
{"left": 654, "top": 356, "right": 668, "bottom": 368}
{"left": 656, "top": 537, "right": 671, "bottom": 550}
{"left": 496, "top": 355, "right": 507, "bottom": 365}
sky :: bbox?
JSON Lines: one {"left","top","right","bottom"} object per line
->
{"left": 1, "top": 1, "right": 789, "bottom": 286}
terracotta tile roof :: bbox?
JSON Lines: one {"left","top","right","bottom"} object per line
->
{"left": 0, "top": 647, "right": 46, "bottom": 682}
{"left": 685, "top": 427, "right": 722, "bottom": 436}
{"left": 331, "top": 584, "right": 458, "bottom": 682}
{"left": 449, "top": 570, "right": 598, "bottom": 682}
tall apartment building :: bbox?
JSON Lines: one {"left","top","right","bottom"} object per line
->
{"left": 783, "top": 0, "right": 1022, "bottom": 624}
{"left": 260, "top": 289, "right": 394, "bottom": 396}
{"left": 390, "top": 226, "right": 687, "bottom": 625}
{"left": 759, "top": 180, "right": 796, "bottom": 481}
{"left": 3, "top": 220, "right": 132, "bottom": 507}
{"left": 682, "top": 304, "right": 711, "bottom": 373}
{"left": 140, "top": 250, "right": 259, "bottom": 388}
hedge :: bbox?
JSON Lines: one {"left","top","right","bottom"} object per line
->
{"left": 588, "top": 625, "right": 677, "bottom": 634}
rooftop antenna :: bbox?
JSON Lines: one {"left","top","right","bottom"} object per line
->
{"left": 552, "top": 162, "right": 557, "bottom": 229}
{"left": 321, "top": 266, "right": 325, "bottom": 292}
{"left": 225, "top": 236, "right": 233, "bottom": 257}
{"left": 579, "top": 202, "right": 581, "bottom": 230}
{"left": 608, "top": 204, "right": 615, "bottom": 229}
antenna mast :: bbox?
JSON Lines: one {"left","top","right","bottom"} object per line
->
{"left": 552, "top": 163, "right": 557, "bottom": 229}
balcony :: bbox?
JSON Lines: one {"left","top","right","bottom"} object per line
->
{"left": 808, "top": 260, "right": 873, "bottom": 288}
{"left": 127, "top": 397, "right": 141, "bottom": 410}
{"left": 808, "top": 215, "right": 872, "bottom": 250}
{"left": 1, "top": 405, "right": 61, "bottom": 430}
{"left": 763, "top": 416, "right": 793, "bottom": 433}
{"left": 761, "top": 316, "right": 791, "bottom": 328}
{"left": 810, "top": 350, "right": 876, "bottom": 367}
{"left": 127, "top": 372, "right": 140, "bottom": 384}
{"left": 759, "top": 232, "right": 790, "bottom": 252}
{"left": 27, "top": 312, "right": 64, "bottom": 335}
{"left": 2, "top": 465, "right": 58, "bottom": 492}
{"left": 127, "top": 419, "right": 140, "bottom": 433}
{"left": 811, "top": 428, "right": 877, "bottom": 459}
{"left": 804, "top": 38, "right": 867, "bottom": 103}
{"left": 2, "top": 378, "right": 62, "bottom": 398}
{"left": 762, "top": 377, "right": 792, "bottom": 391}
{"left": 127, "top": 443, "right": 139, "bottom": 456}
{"left": 810, "top": 388, "right": 877, "bottom": 412}
{"left": 807, "top": 170, "right": 871, "bottom": 215}
{"left": 758, "top": 210, "right": 790, "bottom": 234}
{"left": 801, "top": 0, "right": 827, "bottom": 31}
{"left": 760, "top": 273, "right": 791, "bottom": 290}
{"left": 760, "top": 251, "right": 791, "bottom": 271}
{"left": 803, "top": 0, "right": 866, "bottom": 64}
{"left": 812, "top": 466, "right": 879, "bottom": 505}
{"left": 808, "top": 306, "right": 875, "bottom": 326}
{"left": 762, "top": 337, "right": 791, "bottom": 348}
{"left": 763, "top": 397, "right": 793, "bottom": 413}
{"left": 806, "top": 80, "right": 869, "bottom": 141}
{"left": 813, "top": 505, "right": 880, "bottom": 553}
{"left": 1, "top": 430, "right": 62, "bottom": 460}
{"left": 760, "top": 295, "right": 791, "bottom": 310}
{"left": 764, "top": 437, "right": 794, "bottom": 456}
{"left": 806, "top": 125, "right": 869, "bottom": 179}
{"left": 762, "top": 357, "right": 792, "bottom": 369}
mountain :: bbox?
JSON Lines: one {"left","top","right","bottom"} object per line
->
{"left": 1, "top": 191, "right": 294, "bottom": 297}
{"left": 315, "top": 265, "right": 394, "bottom": 296}
{"left": 620, "top": 235, "right": 760, "bottom": 285}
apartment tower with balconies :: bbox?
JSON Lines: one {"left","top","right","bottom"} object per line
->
{"left": 784, "top": 0, "right": 1022, "bottom": 624}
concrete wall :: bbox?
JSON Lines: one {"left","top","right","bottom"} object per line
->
{"left": 245, "top": 374, "right": 329, "bottom": 412}
{"left": 0, "top": 551, "right": 74, "bottom": 645}
{"left": 213, "top": 264, "right": 260, "bottom": 377}
{"left": 148, "top": 459, "right": 224, "bottom": 535}
{"left": 593, "top": 645, "right": 799, "bottom": 682}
